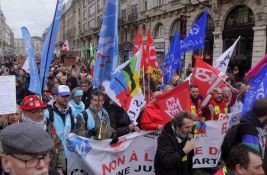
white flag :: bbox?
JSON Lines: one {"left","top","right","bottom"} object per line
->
{"left": 213, "top": 36, "right": 241, "bottom": 73}
{"left": 22, "top": 57, "right": 30, "bottom": 73}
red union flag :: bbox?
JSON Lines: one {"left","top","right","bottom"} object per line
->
{"left": 192, "top": 58, "right": 224, "bottom": 97}
{"left": 156, "top": 81, "right": 190, "bottom": 121}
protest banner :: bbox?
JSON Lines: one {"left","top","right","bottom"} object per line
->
{"left": 0, "top": 76, "right": 16, "bottom": 115}
{"left": 67, "top": 131, "right": 158, "bottom": 175}
{"left": 193, "top": 118, "right": 228, "bottom": 168}
{"left": 227, "top": 111, "right": 242, "bottom": 128}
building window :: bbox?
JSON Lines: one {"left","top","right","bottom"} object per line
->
{"left": 121, "top": 0, "right": 126, "bottom": 4}
{"left": 83, "top": 10, "right": 86, "bottom": 20}
{"left": 156, "top": 0, "right": 164, "bottom": 6}
{"left": 121, "top": 9, "right": 127, "bottom": 19}
{"left": 155, "top": 24, "right": 164, "bottom": 38}
{"left": 144, "top": 0, "right": 148, "bottom": 10}
{"left": 131, "top": 4, "right": 138, "bottom": 16}
{"left": 97, "top": 16, "right": 102, "bottom": 27}
{"left": 89, "top": 4, "right": 96, "bottom": 16}
{"left": 88, "top": 19, "right": 96, "bottom": 29}
{"left": 83, "top": 23, "right": 87, "bottom": 31}
{"left": 97, "top": 0, "right": 102, "bottom": 11}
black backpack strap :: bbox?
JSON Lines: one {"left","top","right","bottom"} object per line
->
{"left": 81, "top": 110, "right": 89, "bottom": 131}
{"left": 47, "top": 106, "right": 54, "bottom": 123}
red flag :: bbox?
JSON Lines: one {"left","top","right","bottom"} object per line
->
{"left": 146, "top": 29, "right": 161, "bottom": 81}
{"left": 132, "top": 28, "right": 147, "bottom": 71}
{"left": 156, "top": 81, "right": 190, "bottom": 122}
{"left": 191, "top": 58, "right": 224, "bottom": 97}
{"left": 245, "top": 54, "right": 267, "bottom": 79}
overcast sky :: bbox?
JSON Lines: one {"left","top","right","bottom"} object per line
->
{"left": 1, "top": 0, "right": 57, "bottom": 38}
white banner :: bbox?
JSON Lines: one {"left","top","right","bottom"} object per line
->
{"left": 193, "top": 119, "right": 228, "bottom": 168}
{"left": 22, "top": 57, "right": 30, "bottom": 73}
{"left": 0, "top": 76, "right": 16, "bottom": 115}
{"left": 67, "top": 131, "right": 158, "bottom": 175}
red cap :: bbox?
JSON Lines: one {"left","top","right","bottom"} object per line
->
{"left": 20, "top": 95, "right": 47, "bottom": 111}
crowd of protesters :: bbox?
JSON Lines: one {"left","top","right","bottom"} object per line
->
{"left": 0, "top": 55, "right": 266, "bottom": 175}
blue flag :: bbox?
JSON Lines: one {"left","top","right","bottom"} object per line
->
{"left": 93, "top": 0, "right": 118, "bottom": 88}
{"left": 39, "top": 0, "right": 64, "bottom": 92}
{"left": 21, "top": 27, "right": 41, "bottom": 95}
{"left": 242, "top": 64, "right": 267, "bottom": 115}
{"left": 181, "top": 10, "right": 208, "bottom": 53}
{"left": 162, "top": 33, "right": 181, "bottom": 84}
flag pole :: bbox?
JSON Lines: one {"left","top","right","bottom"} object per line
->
{"left": 41, "top": 0, "right": 59, "bottom": 94}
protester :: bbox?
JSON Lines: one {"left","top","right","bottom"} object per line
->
{"left": 68, "top": 87, "right": 85, "bottom": 118}
{"left": 20, "top": 95, "right": 66, "bottom": 174}
{"left": 221, "top": 98, "right": 267, "bottom": 173}
{"left": 107, "top": 100, "right": 140, "bottom": 137}
{"left": 154, "top": 111, "right": 195, "bottom": 175}
{"left": 44, "top": 85, "right": 75, "bottom": 154}
{"left": 81, "top": 79, "right": 93, "bottom": 109}
{"left": 0, "top": 123, "right": 54, "bottom": 175}
{"left": 189, "top": 85, "right": 203, "bottom": 120}
{"left": 76, "top": 90, "right": 116, "bottom": 141}
{"left": 215, "top": 144, "right": 264, "bottom": 175}
{"left": 0, "top": 105, "right": 21, "bottom": 130}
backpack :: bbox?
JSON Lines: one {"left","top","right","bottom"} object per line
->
{"left": 221, "top": 122, "right": 253, "bottom": 161}
{"left": 47, "top": 106, "right": 75, "bottom": 132}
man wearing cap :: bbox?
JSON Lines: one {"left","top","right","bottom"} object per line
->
{"left": 44, "top": 85, "right": 75, "bottom": 154}
{"left": 68, "top": 87, "right": 85, "bottom": 118}
{"left": 0, "top": 123, "right": 54, "bottom": 175}
{"left": 20, "top": 95, "right": 66, "bottom": 175}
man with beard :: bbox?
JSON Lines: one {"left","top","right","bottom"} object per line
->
{"left": 0, "top": 123, "right": 54, "bottom": 175}
{"left": 202, "top": 87, "right": 228, "bottom": 120}
{"left": 44, "top": 85, "right": 75, "bottom": 155}
{"left": 189, "top": 85, "right": 203, "bottom": 120}
{"left": 76, "top": 90, "right": 116, "bottom": 140}
{"left": 154, "top": 112, "right": 195, "bottom": 175}
{"left": 221, "top": 98, "right": 267, "bottom": 174}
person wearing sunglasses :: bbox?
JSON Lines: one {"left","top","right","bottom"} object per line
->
{"left": 0, "top": 123, "right": 54, "bottom": 175}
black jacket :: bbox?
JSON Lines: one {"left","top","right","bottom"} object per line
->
{"left": 238, "top": 111, "right": 267, "bottom": 172}
{"left": 154, "top": 122, "right": 193, "bottom": 175}
{"left": 107, "top": 104, "right": 131, "bottom": 137}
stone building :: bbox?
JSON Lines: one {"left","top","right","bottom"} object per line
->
{"left": 57, "top": 0, "right": 267, "bottom": 77}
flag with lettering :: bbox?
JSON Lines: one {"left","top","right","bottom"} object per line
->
{"left": 181, "top": 10, "right": 208, "bottom": 53}
{"left": 162, "top": 33, "right": 180, "bottom": 84}
{"left": 93, "top": 0, "right": 118, "bottom": 88}
{"left": 39, "top": 0, "right": 64, "bottom": 93}
{"left": 242, "top": 64, "right": 267, "bottom": 115}
{"left": 61, "top": 40, "right": 70, "bottom": 51}
{"left": 102, "top": 50, "right": 146, "bottom": 125}
{"left": 192, "top": 58, "right": 223, "bottom": 97}
{"left": 146, "top": 29, "right": 160, "bottom": 81}
{"left": 156, "top": 81, "right": 190, "bottom": 121}
{"left": 213, "top": 36, "right": 241, "bottom": 73}
{"left": 21, "top": 27, "right": 41, "bottom": 95}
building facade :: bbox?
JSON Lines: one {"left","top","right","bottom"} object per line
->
{"left": 0, "top": 9, "right": 14, "bottom": 57}
{"left": 57, "top": 0, "right": 267, "bottom": 77}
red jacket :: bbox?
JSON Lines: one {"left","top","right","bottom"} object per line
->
{"left": 140, "top": 101, "right": 168, "bottom": 130}
{"left": 203, "top": 98, "right": 228, "bottom": 121}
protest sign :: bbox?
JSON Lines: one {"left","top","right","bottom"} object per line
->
{"left": 227, "top": 111, "right": 242, "bottom": 128}
{"left": 67, "top": 131, "right": 158, "bottom": 175}
{"left": 193, "top": 119, "right": 228, "bottom": 168}
{"left": 0, "top": 76, "right": 16, "bottom": 115}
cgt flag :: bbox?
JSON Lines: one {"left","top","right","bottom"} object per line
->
{"left": 192, "top": 58, "right": 223, "bottom": 97}
{"left": 21, "top": 27, "right": 41, "bottom": 95}
{"left": 156, "top": 81, "right": 190, "bottom": 121}
{"left": 93, "top": 0, "right": 118, "bottom": 88}
{"left": 181, "top": 10, "right": 208, "bottom": 53}
{"left": 103, "top": 50, "right": 146, "bottom": 125}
